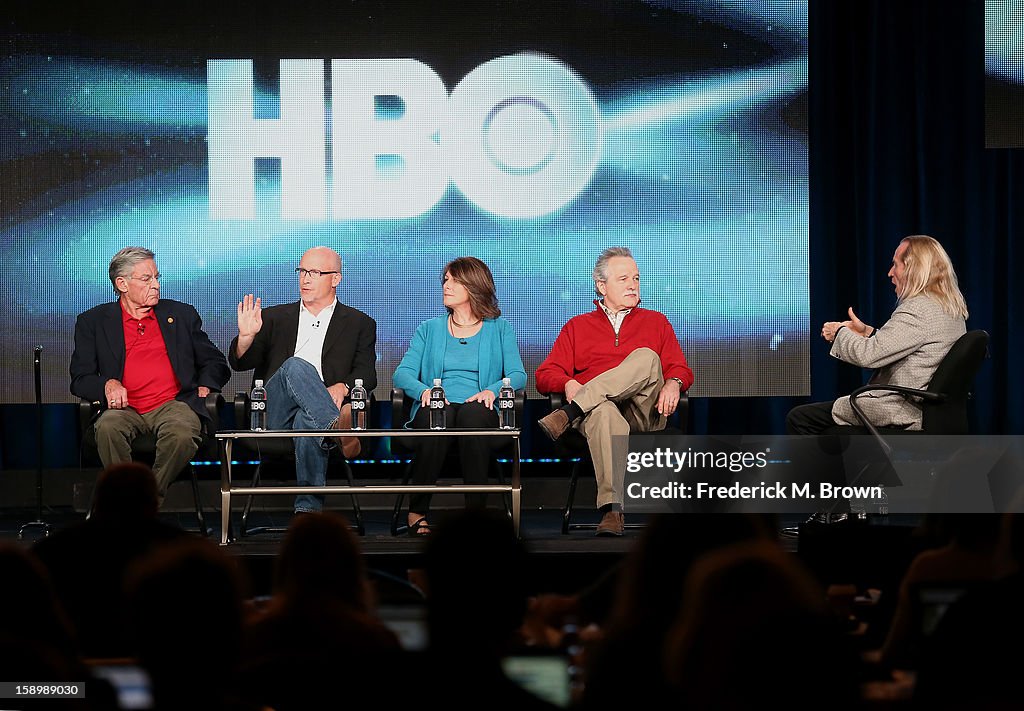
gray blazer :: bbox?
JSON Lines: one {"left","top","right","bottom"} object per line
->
{"left": 829, "top": 295, "right": 966, "bottom": 430}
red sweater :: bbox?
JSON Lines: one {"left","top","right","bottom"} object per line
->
{"left": 535, "top": 304, "right": 694, "bottom": 394}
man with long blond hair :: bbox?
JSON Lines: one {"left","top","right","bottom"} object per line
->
{"left": 787, "top": 234, "right": 969, "bottom": 434}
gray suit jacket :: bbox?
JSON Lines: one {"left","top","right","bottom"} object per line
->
{"left": 829, "top": 295, "right": 966, "bottom": 430}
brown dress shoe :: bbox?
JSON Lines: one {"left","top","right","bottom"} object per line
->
{"left": 596, "top": 510, "right": 624, "bottom": 536}
{"left": 538, "top": 409, "right": 572, "bottom": 441}
{"left": 331, "top": 411, "right": 362, "bottom": 459}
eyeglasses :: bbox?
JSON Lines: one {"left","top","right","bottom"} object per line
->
{"left": 125, "top": 273, "right": 161, "bottom": 283}
{"left": 295, "top": 268, "right": 339, "bottom": 279}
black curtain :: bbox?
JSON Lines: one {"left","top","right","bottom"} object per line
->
{"left": 694, "top": 0, "right": 1022, "bottom": 435}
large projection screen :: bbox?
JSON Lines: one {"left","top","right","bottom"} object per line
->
{"left": 1, "top": 0, "right": 809, "bottom": 403}
{"left": 986, "top": 0, "right": 1024, "bottom": 147}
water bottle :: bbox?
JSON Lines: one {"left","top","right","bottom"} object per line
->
{"left": 429, "top": 378, "right": 446, "bottom": 430}
{"left": 498, "top": 377, "right": 516, "bottom": 429}
{"left": 249, "top": 379, "right": 267, "bottom": 431}
{"left": 350, "top": 378, "right": 368, "bottom": 430}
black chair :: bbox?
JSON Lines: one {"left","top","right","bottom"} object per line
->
{"left": 78, "top": 393, "right": 225, "bottom": 536}
{"left": 790, "top": 329, "right": 991, "bottom": 528}
{"left": 232, "top": 392, "right": 366, "bottom": 536}
{"left": 388, "top": 387, "right": 524, "bottom": 536}
{"left": 825, "top": 329, "right": 990, "bottom": 443}
{"left": 550, "top": 391, "right": 689, "bottom": 534}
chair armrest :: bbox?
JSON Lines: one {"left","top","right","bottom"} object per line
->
{"left": 549, "top": 393, "right": 565, "bottom": 411}
{"left": 850, "top": 384, "right": 945, "bottom": 404}
{"left": 81, "top": 395, "right": 227, "bottom": 436}
{"left": 234, "top": 391, "right": 250, "bottom": 429}
{"left": 79, "top": 398, "right": 101, "bottom": 438}
{"left": 850, "top": 384, "right": 945, "bottom": 429}
{"left": 366, "top": 391, "right": 378, "bottom": 427}
{"left": 204, "top": 392, "right": 226, "bottom": 433}
{"left": 514, "top": 389, "right": 526, "bottom": 417}
{"left": 391, "top": 388, "right": 405, "bottom": 419}
{"left": 849, "top": 384, "right": 945, "bottom": 451}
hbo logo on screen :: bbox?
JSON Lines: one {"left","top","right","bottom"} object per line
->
{"left": 207, "top": 54, "right": 602, "bottom": 220}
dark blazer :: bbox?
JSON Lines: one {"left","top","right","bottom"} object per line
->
{"left": 69, "top": 299, "right": 231, "bottom": 422}
{"left": 228, "top": 300, "right": 378, "bottom": 392}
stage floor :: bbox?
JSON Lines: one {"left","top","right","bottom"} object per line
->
{"left": 1, "top": 505, "right": 923, "bottom": 605}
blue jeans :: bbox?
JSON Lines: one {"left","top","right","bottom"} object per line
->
{"left": 265, "top": 357, "right": 340, "bottom": 512}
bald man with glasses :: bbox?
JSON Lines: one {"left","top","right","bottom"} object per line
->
{"left": 230, "top": 246, "right": 377, "bottom": 515}
{"left": 70, "top": 246, "right": 230, "bottom": 506}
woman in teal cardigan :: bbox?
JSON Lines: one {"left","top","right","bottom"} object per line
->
{"left": 393, "top": 257, "right": 527, "bottom": 534}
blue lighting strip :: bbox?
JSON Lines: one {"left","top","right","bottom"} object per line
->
{"left": 190, "top": 458, "right": 583, "bottom": 465}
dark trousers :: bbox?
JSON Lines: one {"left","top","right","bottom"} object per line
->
{"left": 786, "top": 400, "right": 852, "bottom": 513}
{"left": 786, "top": 400, "right": 838, "bottom": 435}
{"left": 407, "top": 401, "right": 500, "bottom": 514}
{"left": 93, "top": 400, "right": 202, "bottom": 504}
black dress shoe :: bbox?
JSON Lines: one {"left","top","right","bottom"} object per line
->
{"left": 806, "top": 511, "right": 859, "bottom": 525}
{"left": 780, "top": 511, "right": 856, "bottom": 538}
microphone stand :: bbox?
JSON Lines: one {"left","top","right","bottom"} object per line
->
{"left": 18, "top": 346, "right": 51, "bottom": 539}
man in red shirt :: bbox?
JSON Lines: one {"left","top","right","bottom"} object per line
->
{"left": 71, "top": 247, "right": 230, "bottom": 505}
{"left": 536, "top": 247, "right": 694, "bottom": 535}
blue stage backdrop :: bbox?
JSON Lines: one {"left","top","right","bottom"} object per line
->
{"left": 1, "top": 0, "right": 808, "bottom": 404}
{"left": 986, "top": 0, "right": 1024, "bottom": 147}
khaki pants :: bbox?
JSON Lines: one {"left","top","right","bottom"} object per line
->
{"left": 93, "top": 399, "right": 203, "bottom": 504}
{"left": 573, "top": 347, "right": 666, "bottom": 508}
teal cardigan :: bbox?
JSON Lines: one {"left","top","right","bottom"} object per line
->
{"left": 393, "top": 316, "right": 527, "bottom": 424}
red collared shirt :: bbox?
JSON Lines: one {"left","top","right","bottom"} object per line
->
{"left": 121, "top": 305, "right": 180, "bottom": 414}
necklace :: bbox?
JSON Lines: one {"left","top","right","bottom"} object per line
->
{"left": 450, "top": 315, "right": 482, "bottom": 328}
{"left": 449, "top": 315, "right": 480, "bottom": 344}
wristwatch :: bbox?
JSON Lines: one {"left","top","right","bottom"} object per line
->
{"left": 668, "top": 377, "right": 684, "bottom": 388}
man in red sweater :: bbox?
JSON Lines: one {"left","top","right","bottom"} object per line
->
{"left": 536, "top": 247, "right": 693, "bottom": 535}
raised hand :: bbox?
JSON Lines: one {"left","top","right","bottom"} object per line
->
{"left": 237, "top": 294, "right": 263, "bottom": 338}
{"left": 845, "top": 307, "right": 872, "bottom": 337}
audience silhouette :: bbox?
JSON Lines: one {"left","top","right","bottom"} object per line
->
{"left": 124, "top": 538, "right": 255, "bottom": 711}
{"left": 13, "top": 463, "right": 1024, "bottom": 710}
{"left": 417, "top": 509, "right": 557, "bottom": 710}
{"left": 237, "top": 512, "right": 401, "bottom": 710}
{"left": 664, "top": 540, "right": 862, "bottom": 709}
{"left": 874, "top": 512, "right": 1002, "bottom": 670}
{"left": 32, "top": 462, "right": 188, "bottom": 658}
{"left": 914, "top": 503, "right": 1024, "bottom": 707}
{"left": 0, "top": 543, "right": 108, "bottom": 710}
{"left": 579, "top": 514, "right": 775, "bottom": 709}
